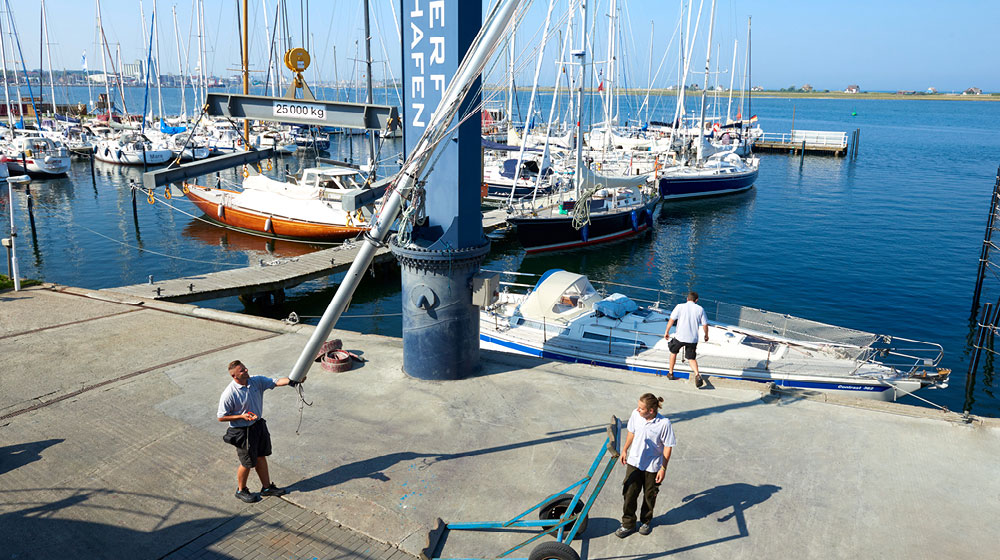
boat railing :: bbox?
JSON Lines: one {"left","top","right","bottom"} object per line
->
{"left": 488, "top": 270, "right": 943, "bottom": 373}
{"left": 755, "top": 130, "right": 848, "bottom": 148}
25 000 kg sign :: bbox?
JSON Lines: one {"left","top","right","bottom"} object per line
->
{"left": 272, "top": 101, "right": 326, "bottom": 121}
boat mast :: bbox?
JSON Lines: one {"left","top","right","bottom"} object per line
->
{"left": 95, "top": 0, "right": 112, "bottom": 120}
{"left": 695, "top": 0, "right": 716, "bottom": 164}
{"left": 42, "top": 0, "right": 58, "bottom": 122}
{"left": 506, "top": 5, "right": 517, "bottom": 130}
{"left": 0, "top": 6, "right": 14, "bottom": 132}
{"left": 363, "top": 0, "right": 376, "bottom": 176}
{"left": 726, "top": 38, "right": 736, "bottom": 123}
{"left": 197, "top": 0, "right": 207, "bottom": 110}
{"left": 153, "top": 1, "right": 164, "bottom": 122}
{"left": 603, "top": 0, "right": 615, "bottom": 129}
{"left": 241, "top": 0, "right": 249, "bottom": 145}
{"left": 171, "top": 5, "right": 187, "bottom": 119}
{"left": 261, "top": 0, "right": 277, "bottom": 97}
{"left": 573, "top": 0, "right": 588, "bottom": 200}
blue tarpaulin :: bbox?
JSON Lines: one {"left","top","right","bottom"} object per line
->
{"left": 594, "top": 293, "right": 638, "bottom": 319}
{"left": 160, "top": 119, "right": 186, "bottom": 134}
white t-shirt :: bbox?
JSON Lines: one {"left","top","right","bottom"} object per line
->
{"left": 625, "top": 409, "right": 676, "bottom": 473}
{"left": 670, "top": 301, "right": 707, "bottom": 343}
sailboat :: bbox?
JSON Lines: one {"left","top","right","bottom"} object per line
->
{"left": 505, "top": 0, "right": 658, "bottom": 253}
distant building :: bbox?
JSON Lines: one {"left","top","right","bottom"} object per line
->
{"left": 927, "top": 87, "right": 937, "bottom": 94}
{"left": 751, "top": 86, "right": 764, "bottom": 92}
{"left": 121, "top": 59, "right": 144, "bottom": 81}
{"left": 801, "top": 84, "right": 813, "bottom": 92}
{"left": 963, "top": 87, "right": 983, "bottom": 95}
{"left": 844, "top": 84, "right": 860, "bottom": 93}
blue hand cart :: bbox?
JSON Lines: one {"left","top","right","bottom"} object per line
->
{"left": 420, "top": 416, "right": 623, "bottom": 560}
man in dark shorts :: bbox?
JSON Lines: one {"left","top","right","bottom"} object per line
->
{"left": 664, "top": 291, "right": 709, "bottom": 386}
{"left": 217, "top": 360, "right": 304, "bottom": 503}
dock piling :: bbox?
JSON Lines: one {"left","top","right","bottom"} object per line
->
{"left": 799, "top": 140, "right": 806, "bottom": 166}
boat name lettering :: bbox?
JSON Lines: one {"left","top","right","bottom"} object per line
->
{"left": 272, "top": 101, "right": 326, "bottom": 121}
{"left": 836, "top": 385, "right": 874, "bottom": 391}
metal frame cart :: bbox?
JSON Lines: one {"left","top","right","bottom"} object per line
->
{"left": 420, "top": 416, "right": 623, "bottom": 560}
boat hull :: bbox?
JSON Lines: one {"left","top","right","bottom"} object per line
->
{"left": 508, "top": 200, "right": 657, "bottom": 253}
{"left": 183, "top": 185, "right": 367, "bottom": 241}
{"left": 658, "top": 167, "right": 758, "bottom": 199}
{"left": 480, "top": 332, "right": 917, "bottom": 401}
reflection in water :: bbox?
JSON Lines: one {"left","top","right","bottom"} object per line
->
{"left": 182, "top": 219, "right": 324, "bottom": 258}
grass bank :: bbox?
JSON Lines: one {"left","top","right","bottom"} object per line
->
{"left": 0, "top": 275, "right": 41, "bottom": 290}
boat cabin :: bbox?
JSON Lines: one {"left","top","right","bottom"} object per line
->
{"left": 517, "top": 270, "right": 602, "bottom": 322}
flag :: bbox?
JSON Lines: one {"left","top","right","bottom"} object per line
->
{"left": 736, "top": 111, "right": 742, "bottom": 120}
{"left": 597, "top": 81, "right": 604, "bottom": 92}
{"left": 81, "top": 51, "right": 87, "bottom": 72}
{"left": 748, "top": 114, "right": 758, "bottom": 123}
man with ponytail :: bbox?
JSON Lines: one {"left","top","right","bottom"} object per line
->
{"left": 616, "top": 393, "right": 676, "bottom": 538}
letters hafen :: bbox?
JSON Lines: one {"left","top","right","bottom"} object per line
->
{"left": 408, "top": 0, "right": 448, "bottom": 129}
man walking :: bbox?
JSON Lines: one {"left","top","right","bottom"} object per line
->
{"left": 664, "top": 291, "right": 709, "bottom": 387}
{"left": 616, "top": 393, "right": 676, "bottom": 537}
{"left": 218, "top": 360, "right": 303, "bottom": 503}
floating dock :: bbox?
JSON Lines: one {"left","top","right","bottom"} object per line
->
{"left": 1, "top": 285, "right": 997, "bottom": 559}
{"left": 753, "top": 129, "right": 851, "bottom": 156}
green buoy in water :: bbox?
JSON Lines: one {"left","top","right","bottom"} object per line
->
{"left": 851, "top": 111, "right": 857, "bottom": 116}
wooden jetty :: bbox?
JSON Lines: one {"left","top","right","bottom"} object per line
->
{"left": 103, "top": 208, "right": 509, "bottom": 304}
{"left": 753, "top": 129, "right": 852, "bottom": 156}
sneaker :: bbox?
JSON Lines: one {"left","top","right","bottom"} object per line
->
{"left": 235, "top": 488, "right": 261, "bottom": 503}
{"left": 667, "top": 373, "right": 676, "bottom": 380}
{"left": 695, "top": 376, "right": 705, "bottom": 388}
{"left": 260, "top": 483, "right": 286, "bottom": 497}
{"left": 638, "top": 523, "right": 652, "bottom": 535}
{"left": 615, "top": 525, "right": 635, "bottom": 538}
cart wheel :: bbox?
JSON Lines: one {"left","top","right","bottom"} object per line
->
{"left": 529, "top": 541, "right": 580, "bottom": 560}
{"left": 538, "top": 494, "right": 588, "bottom": 538}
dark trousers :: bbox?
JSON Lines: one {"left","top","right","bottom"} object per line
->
{"left": 622, "top": 464, "right": 660, "bottom": 529}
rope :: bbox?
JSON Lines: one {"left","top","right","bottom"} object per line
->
{"left": 294, "top": 384, "right": 313, "bottom": 436}
{"left": 880, "top": 379, "right": 950, "bottom": 411}
{"left": 296, "top": 312, "right": 403, "bottom": 319}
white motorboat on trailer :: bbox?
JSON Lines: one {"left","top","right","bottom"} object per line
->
{"left": 479, "top": 270, "right": 950, "bottom": 401}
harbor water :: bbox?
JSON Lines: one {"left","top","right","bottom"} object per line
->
{"left": 2, "top": 87, "right": 999, "bottom": 416}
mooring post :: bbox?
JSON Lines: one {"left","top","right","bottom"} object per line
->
{"left": 799, "top": 140, "right": 805, "bottom": 166}
{"left": 89, "top": 151, "right": 96, "bottom": 184}
{"left": 971, "top": 167, "right": 1000, "bottom": 317}
{"left": 853, "top": 128, "right": 860, "bottom": 159}
{"left": 130, "top": 179, "right": 138, "bottom": 216}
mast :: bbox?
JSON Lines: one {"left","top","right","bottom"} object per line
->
{"left": 197, "top": 0, "right": 207, "bottom": 109}
{"left": 695, "top": 0, "right": 716, "bottom": 163}
{"left": 153, "top": 0, "right": 164, "bottom": 122}
{"left": 363, "top": 0, "right": 376, "bottom": 175}
{"left": 242, "top": 0, "right": 249, "bottom": 145}
{"left": 573, "top": 0, "right": 588, "bottom": 199}
{"left": 171, "top": 5, "right": 187, "bottom": 119}
{"left": 645, "top": 20, "right": 652, "bottom": 124}
{"left": 726, "top": 38, "right": 737, "bottom": 123}
{"left": 506, "top": 6, "right": 516, "bottom": 129}
{"left": 262, "top": 0, "right": 277, "bottom": 97}
{"left": 0, "top": 5, "right": 14, "bottom": 131}
{"left": 96, "top": 0, "right": 112, "bottom": 119}
{"left": 42, "top": 0, "right": 58, "bottom": 121}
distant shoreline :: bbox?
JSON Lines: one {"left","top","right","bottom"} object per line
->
{"left": 503, "top": 87, "right": 1000, "bottom": 101}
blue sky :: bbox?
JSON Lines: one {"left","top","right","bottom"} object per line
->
{"left": 3, "top": 0, "right": 997, "bottom": 93}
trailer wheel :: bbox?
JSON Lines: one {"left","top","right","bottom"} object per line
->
{"left": 538, "top": 494, "right": 588, "bottom": 537}
{"left": 529, "top": 541, "right": 579, "bottom": 560}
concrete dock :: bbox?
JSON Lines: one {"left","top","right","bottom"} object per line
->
{"left": 2, "top": 284, "right": 998, "bottom": 559}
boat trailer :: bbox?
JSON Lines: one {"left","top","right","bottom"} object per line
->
{"left": 420, "top": 416, "right": 623, "bottom": 560}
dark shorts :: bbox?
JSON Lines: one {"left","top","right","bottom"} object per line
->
{"left": 668, "top": 337, "right": 698, "bottom": 360}
{"left": 224, "top": 419, "right": 272, "bottom": 468}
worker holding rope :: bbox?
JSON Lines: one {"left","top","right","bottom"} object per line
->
{"left": 217, "top": 360, "right": 305, "bottom": 503}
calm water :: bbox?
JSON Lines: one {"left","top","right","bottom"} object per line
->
{"left": 4, "top": 87, "right": 1000, "bottom": 416}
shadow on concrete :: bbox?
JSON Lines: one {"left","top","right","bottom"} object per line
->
{"left": 289, "top": 424, "right": 607, "bottom": 493}
{"left": 0, "top": 438, "right": 64, "bottom": 475}
{"left": 591, "top": 483, "right": 781, "bottom": 559}
{"left": 0, "top": 485, "right": 362, "bottom": 559}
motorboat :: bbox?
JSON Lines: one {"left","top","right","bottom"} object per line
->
{"left": 479, "top": 270, "right": 951, "bottom": 401}
{"left": 0, "top": 133, "right": 71, "bottom": 176}
{"left": 183, "top": 164, "right": 374, "bottom": 241}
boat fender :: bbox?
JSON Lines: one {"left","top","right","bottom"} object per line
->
{"left": 581, "top": 224, "right": 589, "bottom": 243}
{"left": 116, "top": 149, "right": 123, "bottom": 160}
{"left": 644, "top": 208, "right": 654, "bottom": 227}
{"left": 104, "top": 147, "right": 110, "bottom": 156}
{"left": 264, "top": 217, "right": 273, "bottom": 233}
{"left": 217, "top": 205, "right": 225, "bottom": 219}
{"left": 630, "top": 210, "right": 638, "bottom": 231}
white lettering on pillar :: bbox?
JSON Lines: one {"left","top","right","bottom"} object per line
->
{"left": 429, "top": 1, "right": 445, "bottom": 27}
{"left": 431, "top": 74, "right": 445, "bottom": 93}
{"left": 429, "top": 36, "right": 446, "bottom": 65}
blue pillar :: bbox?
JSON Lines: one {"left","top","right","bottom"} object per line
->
{"left": 393, "top": 0, "right": 488, "bottom": 380}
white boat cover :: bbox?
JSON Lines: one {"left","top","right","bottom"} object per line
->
{"left": 518, "top": 271, "right": 599, "bottom": 322}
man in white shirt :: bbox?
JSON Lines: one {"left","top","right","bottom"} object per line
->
{"left": 664, "top": 291, "right": 709, "bottom": 387}
{"left": 616, "top": 393, "right": 676, "bottom": 537}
